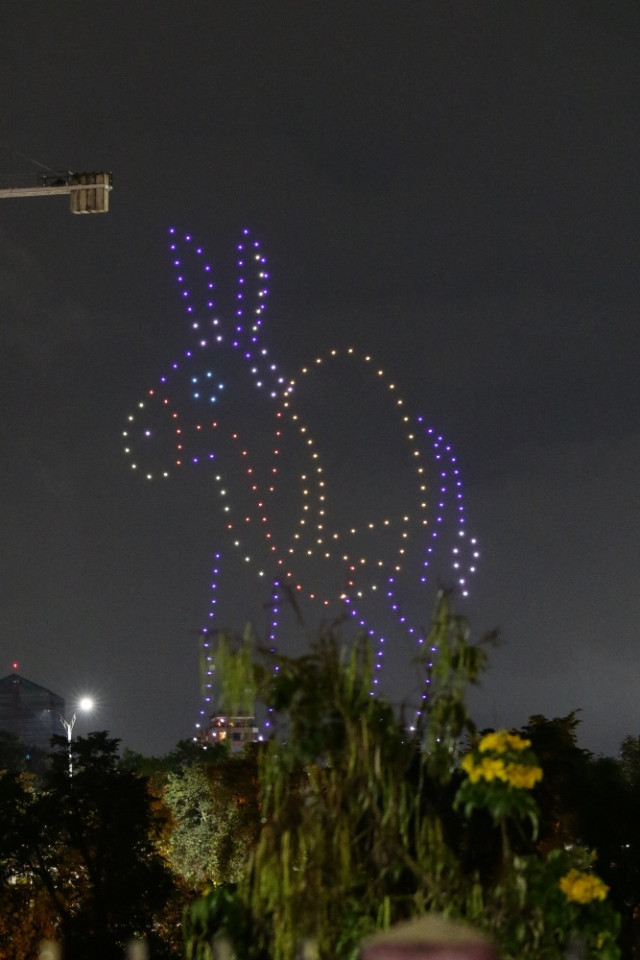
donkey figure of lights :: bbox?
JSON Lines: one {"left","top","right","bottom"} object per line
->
{"left": 123, "top": 228, "right": 479, "bottom": 726}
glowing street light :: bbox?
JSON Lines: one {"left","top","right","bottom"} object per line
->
{"left": 57, "top": 697, "right": 94, "bottom": 776}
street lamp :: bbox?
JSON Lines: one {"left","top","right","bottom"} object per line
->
{"left": 57, "top": 697, "right": 94, "bottom": 776}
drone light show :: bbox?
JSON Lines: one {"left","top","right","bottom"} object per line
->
{"left": 123, "top": 229, "right": 479, "bottom": 728}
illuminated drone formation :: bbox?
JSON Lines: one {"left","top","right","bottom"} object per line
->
{"left": 123, "top": 229, "right": 479, "bottom": 729}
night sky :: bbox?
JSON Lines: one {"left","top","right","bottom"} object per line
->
{"left": 1, "top": 2, "right": 639, "bottom": 757}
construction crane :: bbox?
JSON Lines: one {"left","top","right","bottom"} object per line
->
{"left": 0, "top": 171, "right": 113, "bottom": 213}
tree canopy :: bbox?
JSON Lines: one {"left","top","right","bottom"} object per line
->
{"left": 0, "top": 732, "right": 179, "bottom": 960}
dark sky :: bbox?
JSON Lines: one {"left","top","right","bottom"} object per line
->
{"left": 1, "top": 1, "right": 639, "bottom": 757}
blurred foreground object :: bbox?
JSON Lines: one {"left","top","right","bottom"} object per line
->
{"left": 360, "top": 915, "right": 496, "bottom": 960}
{"left": 38, "top": 942, "right": 61, "bottom": 960}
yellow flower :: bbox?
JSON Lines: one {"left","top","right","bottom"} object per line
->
{"left": 559, "top": 869, "right": 609, "bottom": 904}
{"left": 478, "top": 730, "right": 531, "bottom": 754}
{"left": 461, "top": 750, "right": 542, "bottom": 790}
{"left": 504, "top": 763, "right": 543, "bottom": 790}
{"left": 460, "top": 752, "right": 475, "bottom": 775}
{"left": 461, "top": 755, "right": 509, "bottom": 784}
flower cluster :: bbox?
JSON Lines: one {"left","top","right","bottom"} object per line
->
{"left": 559, "top": 869, "right": 610, "bottom": 905}
{"left": 478, "top": 730, "right": 531, "bottom": 754}
{"left": 460, "top": 753, "right": 543, "bottom": 789}
{"left": 459, "top": 731, "right": 543, "bottom": 790}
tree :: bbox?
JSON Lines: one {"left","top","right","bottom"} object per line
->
{"left": 519, "top": 711, "right": 592, "bottom": 853}
{"left": 121, "top": 737, "right": 228, "bottom": 778}
{"left": 121, "top": 735, "right": 260, "bottom": 891}
{"left": 162, "top": 750, "right": 259, "bottom": 889}
{"left": 0, "top": 731, "right": 180, "bottom": 959}
{"left": 0, "top": 766, "right": 58, "bottom": 957}
{"left": 619, "top": 735, "right": 640, "bottom": 788}
{"left": 0, "top": 728, "right": 49, "bottom": 776}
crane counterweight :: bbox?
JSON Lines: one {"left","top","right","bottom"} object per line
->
{"left": 0, "top": 171, "right": 113, "bottom": 213}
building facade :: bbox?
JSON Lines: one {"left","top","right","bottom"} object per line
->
{"left": 0, "top": 672, "right": 65, "bottom": 752}
{"left": 197, "top": 711, "right": 258, "bottom": 752}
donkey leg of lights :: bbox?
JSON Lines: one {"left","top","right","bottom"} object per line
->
{"left": 123, "top": 228, "right": 480, "bottom": 735}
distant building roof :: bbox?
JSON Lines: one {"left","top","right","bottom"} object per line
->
{"left": 0, "top": 672, "right": 63, "bottom": 700}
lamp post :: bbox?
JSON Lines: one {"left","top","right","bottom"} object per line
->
{"left": 57, "top": 697, "right": 93, "bottom": 776}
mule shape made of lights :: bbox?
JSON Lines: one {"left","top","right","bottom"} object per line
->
{"left": 123, "top": 229, "right": 480, "bottom": 732}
